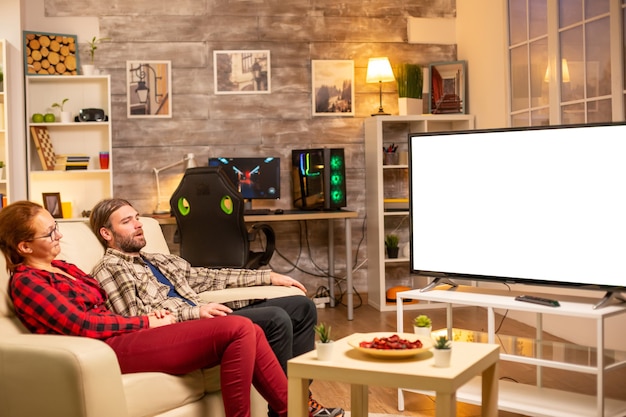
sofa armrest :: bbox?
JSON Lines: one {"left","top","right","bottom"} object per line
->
{"left": 0, "top": 334, "right": 129, "bottom": 417}
{"left": 198, "top": 285, "right": 305, "bottom": 305}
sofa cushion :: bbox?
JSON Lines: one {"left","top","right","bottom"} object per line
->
{"left": 122, "top": 371, "right": 205, "bottom": 417}
{"left": 57, "top": 221, "right": 105, "bottom": 273}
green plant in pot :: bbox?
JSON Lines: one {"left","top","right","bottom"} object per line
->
{"left": 314, "top": 322, "right": 334, "bottom": 360}
{"left": 413, "top": 314, "right": 432, "bottom": 338}
{"left": 394, "top": 63, "right": 423, "bottom": 115}
{"left": 87, "top": 36, "right": 111, "bottom": 65}
{"left": 433, "top": 335, "right": 452, "bottom": 367}
{"left": 385, "top": 234, "right": 400, "bottom": 258}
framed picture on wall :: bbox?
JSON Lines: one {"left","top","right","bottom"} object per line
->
{"left": 311, "top": 60, "right": 354, "bottom": 116}
{"left": 214, "top": 50, "right": 271, "bottom": 94}
{"left": 23, "top": 31, "right": 79, "bottom": 76}
{"left": 127, "top": 61, "right": 172, "bottom": 118}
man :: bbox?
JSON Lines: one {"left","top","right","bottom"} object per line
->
{"left": 89, "top": 198, "right": 344, "bottom": 417}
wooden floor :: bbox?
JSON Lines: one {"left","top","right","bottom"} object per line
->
{"left": 308, "top": 303, "right": 626, "bottom": 417}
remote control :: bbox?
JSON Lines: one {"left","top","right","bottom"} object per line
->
{"left": 515, "top": 295, "right": 560, "bottom": 307}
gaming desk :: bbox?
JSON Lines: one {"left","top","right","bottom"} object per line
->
{"left": 153, "top": 209, "right": 358, "bottom": 320}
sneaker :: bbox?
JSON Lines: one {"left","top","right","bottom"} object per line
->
{"left": 308, "top": 395, "right": 345, "bottom": 417}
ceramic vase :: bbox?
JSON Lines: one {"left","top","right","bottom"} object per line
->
{"left": 413, "top": 325, "right": 432, "bottom": 341}
{"left": 433, "top": 348, "right": 452, "bottom": 367}
{"left": 60, "top": 111, "right": 72, "bottom": 123}
{"left": 398, "top": 98, "right": 423, "bottom": 115}
{"left": 316, "top": 341, "right": 334, "bottom": 361}
{"left": 82, "top": 64, "right": 95, "bottom": 76}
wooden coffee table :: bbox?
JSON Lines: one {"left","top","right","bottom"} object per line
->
{"left": 287, "top": 333, "right": 500, "bottom": 417}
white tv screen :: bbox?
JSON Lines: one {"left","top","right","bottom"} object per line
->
{"left": 409, "top": 123, "right": 626, "bottom": 291}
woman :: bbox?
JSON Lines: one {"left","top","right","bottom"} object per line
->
{"left": 0, "top": 201, "right": 288, "bottom": 417}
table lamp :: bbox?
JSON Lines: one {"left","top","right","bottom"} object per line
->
{"left": 366, "top": 57, "right": 395, "bottom": 116}
{"left": 153, "top": 153, "right": 197, "bottom": 214}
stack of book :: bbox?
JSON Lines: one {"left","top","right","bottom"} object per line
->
{"left": 55, "top": 154, "right": 90, "bottom": 171}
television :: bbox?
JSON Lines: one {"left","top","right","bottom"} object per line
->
{"left": 291, "top": 148, "right": 347, "bottom": 211}
{"left": 208, "top": 157, "right": 280, "bottom": 210}
{"left": 408, "top": 123, "right": 626, "bottom": 308}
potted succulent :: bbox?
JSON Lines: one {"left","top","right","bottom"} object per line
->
{"left": 52, "top": 98, "right": 72, "bottom": 123}
{"left": 314, "top": 322, "right": 334, "bottom": 361}
{"left": 412, "top": 314, "right": 432, "bottom": 338}
{"left": 385, "top": 234, "right": 399, "bottom": 259}
{"left": 394, "top": 63, "right": 423, "bottom": 115}
{"left": 0, "top": 65, "right": 4, "bottom": 92}
{"left": 433, "top": 335, "right": 452, "bottom": 367}
{"left": 83, "top": 36, "right": 110, "bottom": 75}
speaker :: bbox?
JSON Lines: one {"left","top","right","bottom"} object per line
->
{"left": 75, "top": 108, "right": 108, "bottom": 122}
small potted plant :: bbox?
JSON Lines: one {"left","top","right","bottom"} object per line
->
{"left": 412, "top": 314, "right": 432, "bottom": 338}
{"left": 433, "top": 335, "right": 452, "bottom": 367}
{"left": 314, "top": 322, "right": 334, "bottom": 361}
{"left": 52, "top": 98, "right": 71, "bottom": 123}
{"left": 385, "top": 234, "right": 400, "bottom": 258}
{"left": 83, "top": 36, "right": 110, "bottom": 75}
{"left": 0, "top": 160, "right": 4, "bottom": 179}
{"left": 394, "top": 63, "right": 423, "bottom": 115}
{"left": 0, "top": 65, "right": 4, "bottom": 92}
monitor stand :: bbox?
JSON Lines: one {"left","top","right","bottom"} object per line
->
{"left": 420, "top": 277, "right": 458, "bottom": 292}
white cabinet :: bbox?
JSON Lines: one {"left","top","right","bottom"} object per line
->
{"left": 397, "top": 287, "right": 626, "bottom": 417}
{"left": 25, "top": 75, "right": 112, "bottom": 218}
{"left": 0, "top": 39, "right": 11, "bottom": 206}
{"left": 364, "top": 115, "right": 474, "bottom": 311}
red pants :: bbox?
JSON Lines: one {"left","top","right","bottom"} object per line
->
{"left": 105, "top": 315, "right": 287, "bottom": 417}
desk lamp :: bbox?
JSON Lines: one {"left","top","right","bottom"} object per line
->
{"left": 153, "top": 153, "right": 197, "bottom": 214}
{"left": 366, "top": 57, "right": 395, "bottom": 116}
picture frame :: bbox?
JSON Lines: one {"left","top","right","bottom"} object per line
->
{"left": 42, "top": 193, "right": 63, "bottom": 219}
{"left": 23, "top": 31, "right": 79, "bottom": 76}
{"left": 127, "top": 61, "right": 172, "bottom": 118}
{"left": 214, "top": 50, "right": 271, "bottom": 94}
{"left": 311, "top": 60, "right": 354, "bottom": 117}
{"left": 429, "top": 60, "right": 467, "bottom": 114}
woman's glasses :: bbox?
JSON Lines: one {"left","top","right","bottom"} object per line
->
{"left": 31, "top": 222, "right": 60, "bottom": 242}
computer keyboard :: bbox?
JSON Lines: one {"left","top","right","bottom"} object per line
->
{"left": 244, "top": 208, "right": 272, "bottom": 215}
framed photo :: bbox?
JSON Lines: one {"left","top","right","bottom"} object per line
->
{"left": 127, "top": 61, "right": 172, "bottom": 118}
{"left": 311, "top": 60, "right": 354, "bottom": 116}
{"left": 23, "top": 31, "right": 79, "bottom": 76}
{"left": 429, "top": 61, "right": 467, "bottom": 114}
{"left": 42, "top": 193, "right": 63, "bottom": 219}
{"left": 213, "top": 50, "right": 271, "bottom": 94}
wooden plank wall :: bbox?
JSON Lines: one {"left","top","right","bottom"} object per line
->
{"left": 44, "top": 0, "right": 457, "bottom": 298}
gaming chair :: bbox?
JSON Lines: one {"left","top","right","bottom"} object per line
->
{"left": 169, "top": 166, "right": 275, "bottom": 269}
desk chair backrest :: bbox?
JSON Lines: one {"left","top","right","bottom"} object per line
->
{"left": 169, "top": 166, "right": 274, "bottom": 268}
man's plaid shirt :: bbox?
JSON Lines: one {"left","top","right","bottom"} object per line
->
{"left": 91, "top": 248, "right": 272, "bottom": 322}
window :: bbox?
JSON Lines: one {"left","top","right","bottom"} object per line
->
{"left": 508, "top": 0, "right": 618, "bottom": 126}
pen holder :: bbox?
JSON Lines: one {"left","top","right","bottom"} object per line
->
{"left": 383, "top": 152, "right": 399, "bottom": 165}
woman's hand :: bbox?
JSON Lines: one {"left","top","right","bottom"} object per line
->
{"left": 199, "top": 303, "right": 232, "bottom": 318}
{"left": 269, "top": 271, "right": 307, "bottom": 293}
{"left": 147, "top": 309, "right": 176, "bottom": 328}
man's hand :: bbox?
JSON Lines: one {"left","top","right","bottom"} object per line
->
{"left": 269, "top": 271, "right": 307, "bottom": 293}
{"left": 147, "top": 309, "right": 176, "bottom": 328}
{"left": 199, "top": 303, "right": 233, "bottom": 319}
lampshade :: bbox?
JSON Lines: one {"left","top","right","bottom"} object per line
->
{"left": 366, "top": 57, "right": 395, "bottom": 84}
{"left": 153, "top": 153, "right": 197, "bottom": 214}
{"left": 544, "top": 59, "right": 570, "bottom": 83}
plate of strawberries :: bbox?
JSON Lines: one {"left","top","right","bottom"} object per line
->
{"left": 348, "top": 332, "right": 432, "bottom": 359}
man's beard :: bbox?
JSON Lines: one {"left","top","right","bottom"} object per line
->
{"left": 113, "top": 230, "right": 146, "bottom": 253}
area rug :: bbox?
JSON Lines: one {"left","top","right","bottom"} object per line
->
{"left": 343, "top": 413, "right": 403, "bottom": 417}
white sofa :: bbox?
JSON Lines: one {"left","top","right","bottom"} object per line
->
{"left": 0, "top": 217, "right": 303, "bottom": 417}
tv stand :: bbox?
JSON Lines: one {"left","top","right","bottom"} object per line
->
{"left": 420, "top": 276, "right": 458, "bottom": 292}
{"left": 396, "top": 286, "right": 626, "bottom": 417}
{"left": 594, "top": 291, "right": 626, "bottom": 310}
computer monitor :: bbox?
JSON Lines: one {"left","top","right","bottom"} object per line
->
{"left": 208, "top": 157, "right": 281, "bottom": 202}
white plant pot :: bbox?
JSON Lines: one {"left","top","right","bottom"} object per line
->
{"left": 433, "top": 348, "right": 452, "bottom": 367}
{"left": 60, "top": 111, "right": 72, "bottom": 123}
{"left": 398, "top": 98, "right": 423, "bottom": 115}
{"left": 82, "top": 64, "right": 95, "bottom": 76}
{"left": 413, "top": 325, "right": 432, "bottom": 341}
{"left": 316, "top": 341, "right": 334, "bottom": 361}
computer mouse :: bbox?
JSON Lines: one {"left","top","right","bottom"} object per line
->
{"left": 274, "top": 209, "right": 284, "bottom": 214}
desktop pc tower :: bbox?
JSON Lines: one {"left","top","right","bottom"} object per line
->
{"left": 291, "top": 148, "right": 347, "bottom": 210}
